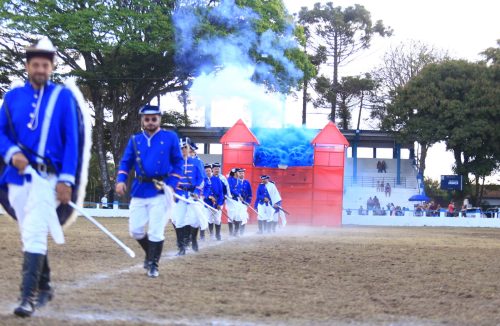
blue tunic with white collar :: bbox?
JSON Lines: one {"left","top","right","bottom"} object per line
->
{"left": 117, "top": 130, "right": 183, "bottom": 198}
{"left": 0, "top": 81, "right": 79, "bottom": 185}
{"left": 254, "top": 183, "right": 271, "bottom": 209}
{"left": 203, "top": 175, "right": 224, "bottom": 208}
{"left": 175, "top": 156, "right": 204, "bottom": 198}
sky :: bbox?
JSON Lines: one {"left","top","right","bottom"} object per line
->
{"left": 166, "top": 0, "right": 500, "bottom": 182}
{"left": 280, "top": 0, "right": 500, "bottom": 182}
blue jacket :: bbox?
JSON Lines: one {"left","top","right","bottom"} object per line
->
{"left": 203, "top": 175, "right": 224, "bottom": 208}
{"left": 175, "top": 156, "right": 204, "bottom": 198}
{"left": 0, "top": 81, "right": 79, "bottom": 185}
{"left": 254, "top": 183, "right": 271, "bottom": 209}
{"left": 233, "top": 178, "right": 252, "bottom": 205}
{"left": 117, "top": 130, "right": 183, "bottom": 198}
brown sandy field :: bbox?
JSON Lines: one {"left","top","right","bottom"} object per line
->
{"left": 0, "top": 215, "right": 500, "bottom": 325}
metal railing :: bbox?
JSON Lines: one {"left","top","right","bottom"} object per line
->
{"left": 344, "top": 176, "right": 413, "bottom": 188}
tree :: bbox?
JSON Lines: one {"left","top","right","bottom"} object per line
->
{"left": 385, "top": 60, "right": 500, "bottom": 201}
{"left": 481, "top": 39, "right": 500, "bottom": 66}
{"left": 298, "top": 25, "right": 323, "bottom": 126}
{"left": 0, "top": 0, "right": 181, "bottom": 196}
{"left": 371, "top": 40, "right": 449, "bottom": 125}
{"left": 0, "top": 0, "right": 309, "bottom": 196}
{"left": 298, "top": 2, "right": 392, "bottom": 123}
{"left": 336, "top": 74, "right": 376, "bottom": 130}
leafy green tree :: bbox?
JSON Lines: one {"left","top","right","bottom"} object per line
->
{"left": 481, "top": 39, "right": 500, "bottom": 66}
{"left": 336, "top": 74, "right": 376, "bottom": 130}
{"left": 0, "top": 0, "right": 181, "bottom": 195}
{"left": 298, "top": 2, "right": 392, "bottom": 123}
{"left": 0, "top": 0, "right": 310, "bottom": 196}
{"left": 384, "top": 60, "right": 500, "bottom": 203}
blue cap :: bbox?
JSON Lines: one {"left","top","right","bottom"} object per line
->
{"left": 180, "top": 137, "right": 191, "bottom": 148}
{"left": 260, "top": 175, "right": 270, "bottom": 180}
{"left": 212, "top": 162, "right": 221, "bottom": 168}
{"left": 139, "top": 105, "right": 161, "bottom": 115}
{"left": 204, "top": 164, "right": 212, "bottom": 169}
{"left": 190, "top": 142, "right": 198, "bottom": 151}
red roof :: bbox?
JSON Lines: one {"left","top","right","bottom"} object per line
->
{"left": 311, "top": 121, "right": 349, "bottom": 146}
{"left": 220, "top": 119, "right": 260, "bottom": 144}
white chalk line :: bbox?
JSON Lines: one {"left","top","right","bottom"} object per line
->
{"left": 61, "top": 231, "right": 257, "bottom": 291}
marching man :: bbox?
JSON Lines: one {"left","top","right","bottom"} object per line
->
{"left": 211, "top": 162, "right": 230, "bottom": 239}
{"left": 115, "top": 104, "right": 184, "bottom": 278}
{"left": 0, "top": 37, "right": 91, "bottom": 317}
{"left": 233, "top": 168, "right": 252, "bottom": 236}
{"left": 255, "top": 175, "right": 273, "bottom": 233}
{"left": 226, "top": 168, "right": 238, "bottom": 236}
{"left": 172, "top": 137, "right": 205, "bottom": 255}
{"left": 255, "top": 175, "right": 283, "bottom": 233}
{"left": 201, "top": 164, "right": 224, "bottom": 240}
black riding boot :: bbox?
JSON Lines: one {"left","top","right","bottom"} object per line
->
{"left": 176, "top": 227, "right": 186, "bottom": 256}
{"left": 258, "top": 220, "right": 263, "bottom": 234}
{"left": 14, "top": 252, "right": 45, "bottom": 317}
{"left": 200, "top": 229, "right": 205, "bottom": 241}
{"left": 35, "top": 255, "right": 53, "bottom": 309}
{"left": 228, "top": 222, "right": 234, "bottom": 236}
{"left": 233, "top": 221, "right": 240, "bottom": 236}
{"left": 147, "top": 240, "right": 163, "bottom": 278}
{"left": 215, "top": 224, "right": 222, "bottom": 241}
{"left": 208, "top": 223, "right": 214, "bottom": 238}
{"left": 183, "top": 226, "right": 192, "bottom": 253}
{"left": 137, "top": 235, "right": 149, "bottom": 269}
{"left": 191, "top": 227, "right": 199, "bottom": 252}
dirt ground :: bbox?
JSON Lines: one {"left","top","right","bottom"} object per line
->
{"left": 1, "top": 216, "right": 500, "bottom": 326}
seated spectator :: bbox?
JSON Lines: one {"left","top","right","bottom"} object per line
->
{"left": 385, "top": 183, "right": 391, "bottom": 197}
{"left": 358, "top": 205, "right": 365, "bottom": 215}
{"left": 367, "top": 197, "right": 374, "bottom": 211}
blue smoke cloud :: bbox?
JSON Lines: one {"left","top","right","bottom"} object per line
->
{"left": 173, "top": 0, "right": 303, "bottom": 127}
{"left": 253, "top": 127, "right": 317, "bottom": 167}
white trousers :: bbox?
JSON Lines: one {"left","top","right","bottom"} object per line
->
{"left": 172, "top": 200, "right": 208, "bottom": 229}
{"left": 129, "top": 195, "right": 169, "bottom": 242}
{"left": 257, "top": 203, "right": 274, "bottom": 222}
{"left": 225, "top": 197, "right": 248, "bottom": 223}
{"left": 208, "top": 207, "right": 222, "bottom": 225}
{"left": 8, "top": 176, "right": 58, "bottom": 255}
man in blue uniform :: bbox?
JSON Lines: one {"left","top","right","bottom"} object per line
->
{"left": 254, "top": 175, "right": 273, "bottom": 234}
{"left": 259, "top": 175, "right": 283, "bottom": 233}
{"left": 226, "top": 168, "right": 239, "bottom": 236}
{"left": 116, "top": 104, "right": 183, "bottom": 278}
{"left": 0, "top": 38, "right": 90, "bottom": 317}
{"left": 233, "top": 168, "right": 252, "bottom": 236}
{"left": 172, "top": 137, "right": 205, "bottom": 255}
{"left": 201, "top": 164, "right": 224, "bottom": 240}
{"left": 212, "top": 163, "right": 230, "bottom": 237}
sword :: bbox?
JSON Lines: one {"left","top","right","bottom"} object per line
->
{"left": 228, "top": 195, "right": 267, "bottom": 220}
{"left": 68, "top": 202, "right": 136, "bottom": 258}
{"left": 276, "top": 206, "right": 290, "bottom": 215}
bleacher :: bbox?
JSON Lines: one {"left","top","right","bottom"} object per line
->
{"left": 343, "top": 158, "right": 419, "bottom": 214}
